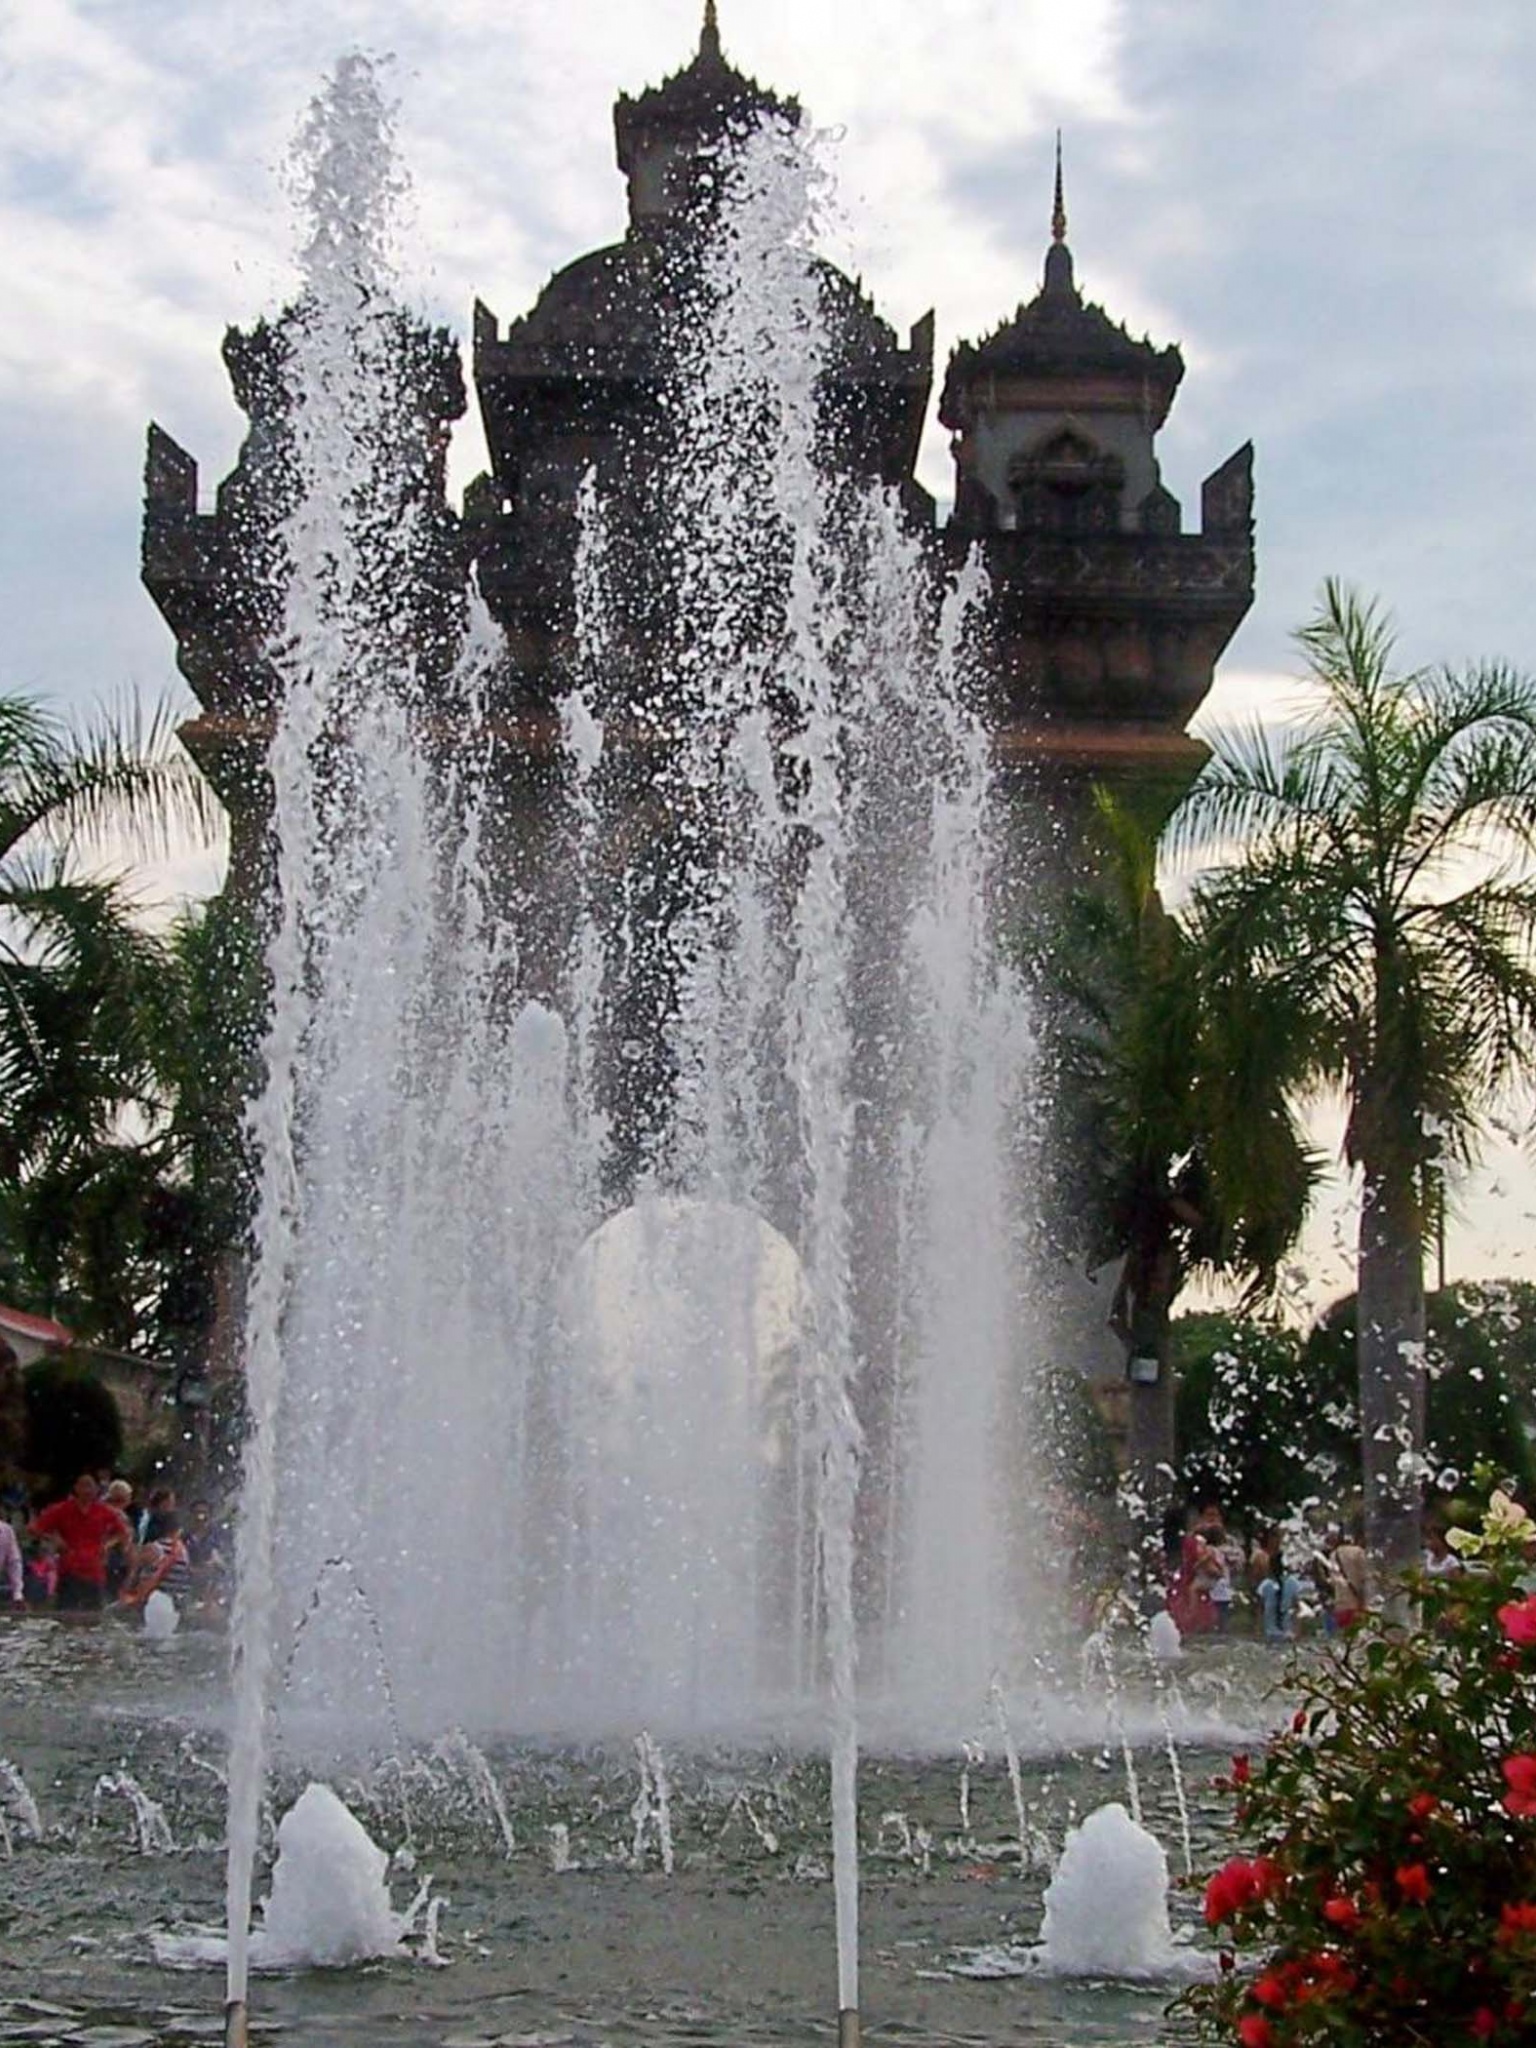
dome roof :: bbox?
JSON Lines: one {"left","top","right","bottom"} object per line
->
{"left": 507, "top": 242, "right": 660, "bottom": 363}
{"left": 940, "top": 144, "right": 1184, "bottom": 430}
{"left": 940, "top": 250, "right": 1184, "bottom": 428}
{"left": 498, "top": 237, "right": 916, "bottom": 383}
{"left": 613, "top": 4, "right": 799, "bottom": 180}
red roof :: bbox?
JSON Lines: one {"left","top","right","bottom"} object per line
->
{"left": 0, "top": 1303, "right": 74, "bottom": 1347}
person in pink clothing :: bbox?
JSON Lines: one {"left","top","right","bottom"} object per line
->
{"left": 0, "top": 1515, "right": 23, "bottom": 1610}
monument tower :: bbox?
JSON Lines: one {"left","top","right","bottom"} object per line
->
{"left": 140, "top": 15, "right": 1256, "bottom": 1443}
{"left": 941, "top": 138, "right": 1253, "bottom": 815}
{"left": 144, "top": 20, "right": 1251, "bottom": 861}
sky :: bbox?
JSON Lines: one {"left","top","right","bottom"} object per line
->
{"left": 3, "top": 0, "right": 1536, "bottom": 1301}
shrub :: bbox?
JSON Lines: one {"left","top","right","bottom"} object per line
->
{"left": 1302, "top": 1287, "right": 1536, "bottom": 1502}
{"left": 1174, "top": 1312, "right": 1353, "bottom": 1525}
{"left": 1174, "top": 1288, "right": 1536, "bottom": 1531}
{"left": 1183, "top": 1492, "right": 1536, "bottom": 2044}
{"left": 22, "top": 1356, "right": 123, "bottom": 1489}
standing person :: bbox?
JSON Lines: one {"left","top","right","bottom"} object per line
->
{"left": 1257, "top": 1535, "right": 1304, "bottom": 1643}
{"left": 1170, "top": 1504, "right": 1223, "bottom": 1635}
{"left": 184, "top": 1499, "right": 229, "bottom": 1621}
{"left": 121, "top": 1510, "right": 192, "bottom": 1616}
{"left": 137, "top": 1485, "right": 176, "bottom": 1545}
{"left": 0, "top": 1512, "right": 23, "bottom": 1612}
{"left": 1330, "top": 1520, "right": 1372, "bottom": 1627}
{"left": 103, "top": 1481, "right": 135, "bottom": 1598}
{"left": 1308, "top": 1532, "right": 1339, "bottom": 1636}
{"left": 1202, "top": 1507, "right": 1239, "bottom": 1634}
{"left": 30, "top": 1473, "right": 133, "bottom": 1616}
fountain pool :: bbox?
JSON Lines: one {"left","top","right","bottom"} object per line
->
{"left": 0, "top": 1619, "right": 1279, "bottom": 2046}
{"left": 74, "top": 42, "right": 1272, "bottom": 2047}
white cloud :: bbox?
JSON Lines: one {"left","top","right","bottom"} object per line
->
{"left": 7, "top": 0, "right": 1536, "bottom": 1288}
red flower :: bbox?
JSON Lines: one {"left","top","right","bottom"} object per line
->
{"left": 1498, "top": 1595, "right": 1536, "bottom": 1647}
{"left": 1292, "top": 1708, "right": 1307, "bottom": 1733}
{"left": 1287, "top": 1949, "right": 1356, "bottom": 2003}
{"left": 1252, "top": 1971, "right": 1289, "bottom": 2009}
{"left": 1500, "top": 1902, "right": 1536, "bottom": 1941}
{"left": 1231, "top": 1753, "right": 1251, "bottom": 1786}
{"left": 1237, "top": 2017, "right": 1274, "bottom": 2048}
{"left": 1323, "top": 1894, "right": 1362, "bottom": 1931}
{"left": 1503, "top": 1755, "right": 1536, "bottom": 1818}
{"left": 1396, "top": 1862, "right": 1432, "bottom": 1904}
{"left": 1407, "top": 1792, "right": 1438, "bottom": 1822}
{"left": 1470, "top": 2009, "right": 1499, "bottom": 2040}
{"left": 1204, "top": 1855, "right": 1282, "bottom": 1926}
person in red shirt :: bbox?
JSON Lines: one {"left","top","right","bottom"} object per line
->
{"left": 31, "top": 1472, "right": 133, "bottom": 1616}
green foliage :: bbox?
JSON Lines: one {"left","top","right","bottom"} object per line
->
{"left": 141, "top": 891, "right": 265, "bottom": 1347}
{"left": 1183, "top": 1498, "right": 1536, "bottom": 2044}
{"left": 1045, "top": 789, "right": 1316, "bottom": 1425}
{"left": 1174, "top": 1289, "right": 1536, "bottom": 1528}
{"left": 1036, "top": 1356, "right": 1120, "bottom": 1500}
{"left": 1174, "top": 1312, "right": 1354, "bottom": 1526}
{"left": 1053, "top": 793, "right": 1315, "bottom": 1308}
{"left": 1303, "top": 1285, "right": 1536, "bottom": 1503}
{"left": 0, "top": 687, "right": 242, "bottom": 1356}
{"left": 1166, "top": 582, "right": 1536, "bottom": 1560}
{"left": 22, "top": 1357, "right": 123, "bottom": 1488}
{"left": 0, "top": 1349, "right": 24, "bottom": 1478}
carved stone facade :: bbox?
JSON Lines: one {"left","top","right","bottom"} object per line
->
{"left": 143, "top": 15, "right": 1253, "bottom": 864}
{"left": 938, "top": 150, "right": 1252, "bottom": 810}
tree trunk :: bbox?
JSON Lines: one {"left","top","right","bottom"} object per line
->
{"left": 1357, "top": 1152, "right": 1426, "bottom": 1585}
{"left": 1123, "top": 1261, "right": 1179, "bottom": 1528}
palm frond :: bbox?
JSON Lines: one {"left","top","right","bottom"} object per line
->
{"left": 0, "top": 689, "right": 222, "bottom": 868}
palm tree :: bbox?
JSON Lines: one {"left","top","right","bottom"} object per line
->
{"left": 0, "top": 688, "right": 221, "bottom": 1355}
{"left": 1165, "top": 583, "right": 1536, "bottom": 1574}
{"left": 1052, "top": 789, "right": 1316, "bottom": 1512}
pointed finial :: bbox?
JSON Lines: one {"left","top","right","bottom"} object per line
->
{"left": 1051, "top": 130, "right": 1067, "bottom": 244}
{"left": 700, "top": 0, "right": 722, "bottom": 60}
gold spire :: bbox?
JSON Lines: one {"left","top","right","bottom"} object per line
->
{"left": 700, "top": 0, "right": 722, "bottom": 61}
{"left": 1051, "top": 130, "right": 1067, "bottom": 243}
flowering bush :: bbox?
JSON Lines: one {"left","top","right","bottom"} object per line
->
{"left": 1183, "top": 1496, "right": 1536, "bottom": 2043}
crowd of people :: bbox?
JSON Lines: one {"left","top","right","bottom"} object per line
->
{"left": 1162, "top": 1498, "right": 1419, "bottom": 1643}
{"left": 0, "top": 1469, "right": 231, "bottom": 1626}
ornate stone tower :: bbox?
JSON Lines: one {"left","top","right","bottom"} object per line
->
{"left": 139, "top": 25, "right": 1255, "bottom": 1431}
{"left": 939, "top": 143, "right": 1253, "bottom": 812}
{"left": 144, "top": 43, "right": 1251, "bottom": 849}
{"left": 467, "top": 4, "right": 933, "bottom": 702}
{"left": 142, "top": 311, "right": 466, "bottom": 906}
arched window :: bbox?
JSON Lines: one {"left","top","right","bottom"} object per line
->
{"left": 1009, "top": 426, "right": 1125, "bottom": 535}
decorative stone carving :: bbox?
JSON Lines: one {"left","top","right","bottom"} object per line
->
{"left": 1200, "top": 442, "right": 1255, "bottom": 538}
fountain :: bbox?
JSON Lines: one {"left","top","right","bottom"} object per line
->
{"left": 1038, "top": 1804, "right": 1185, "bottom": 1979}
{"left": 0, "top": 1757, "right": 41, "bottom": 1854}
{"left": 214, "top": 45, "right": 1040, "bottom": 2047}
{"left": 158, "top": 1780, "right": 439, "bottom": 1974}
{"left": 954, "top": 1800, "right": 1213, "bottom": 1985}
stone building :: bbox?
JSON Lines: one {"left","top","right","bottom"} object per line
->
{"left": 940, "top": 145, "right": 1253, "bottom": 811}
{"left": 144, "top": 9, "right": 1252, "bottom": 843}
{"left": 140, "top": 11, "right": 1255, "bottom": 1470}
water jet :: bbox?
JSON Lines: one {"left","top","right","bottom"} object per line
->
{"left": 176, "top": 31, "right": 1157, "bottom": 2043}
